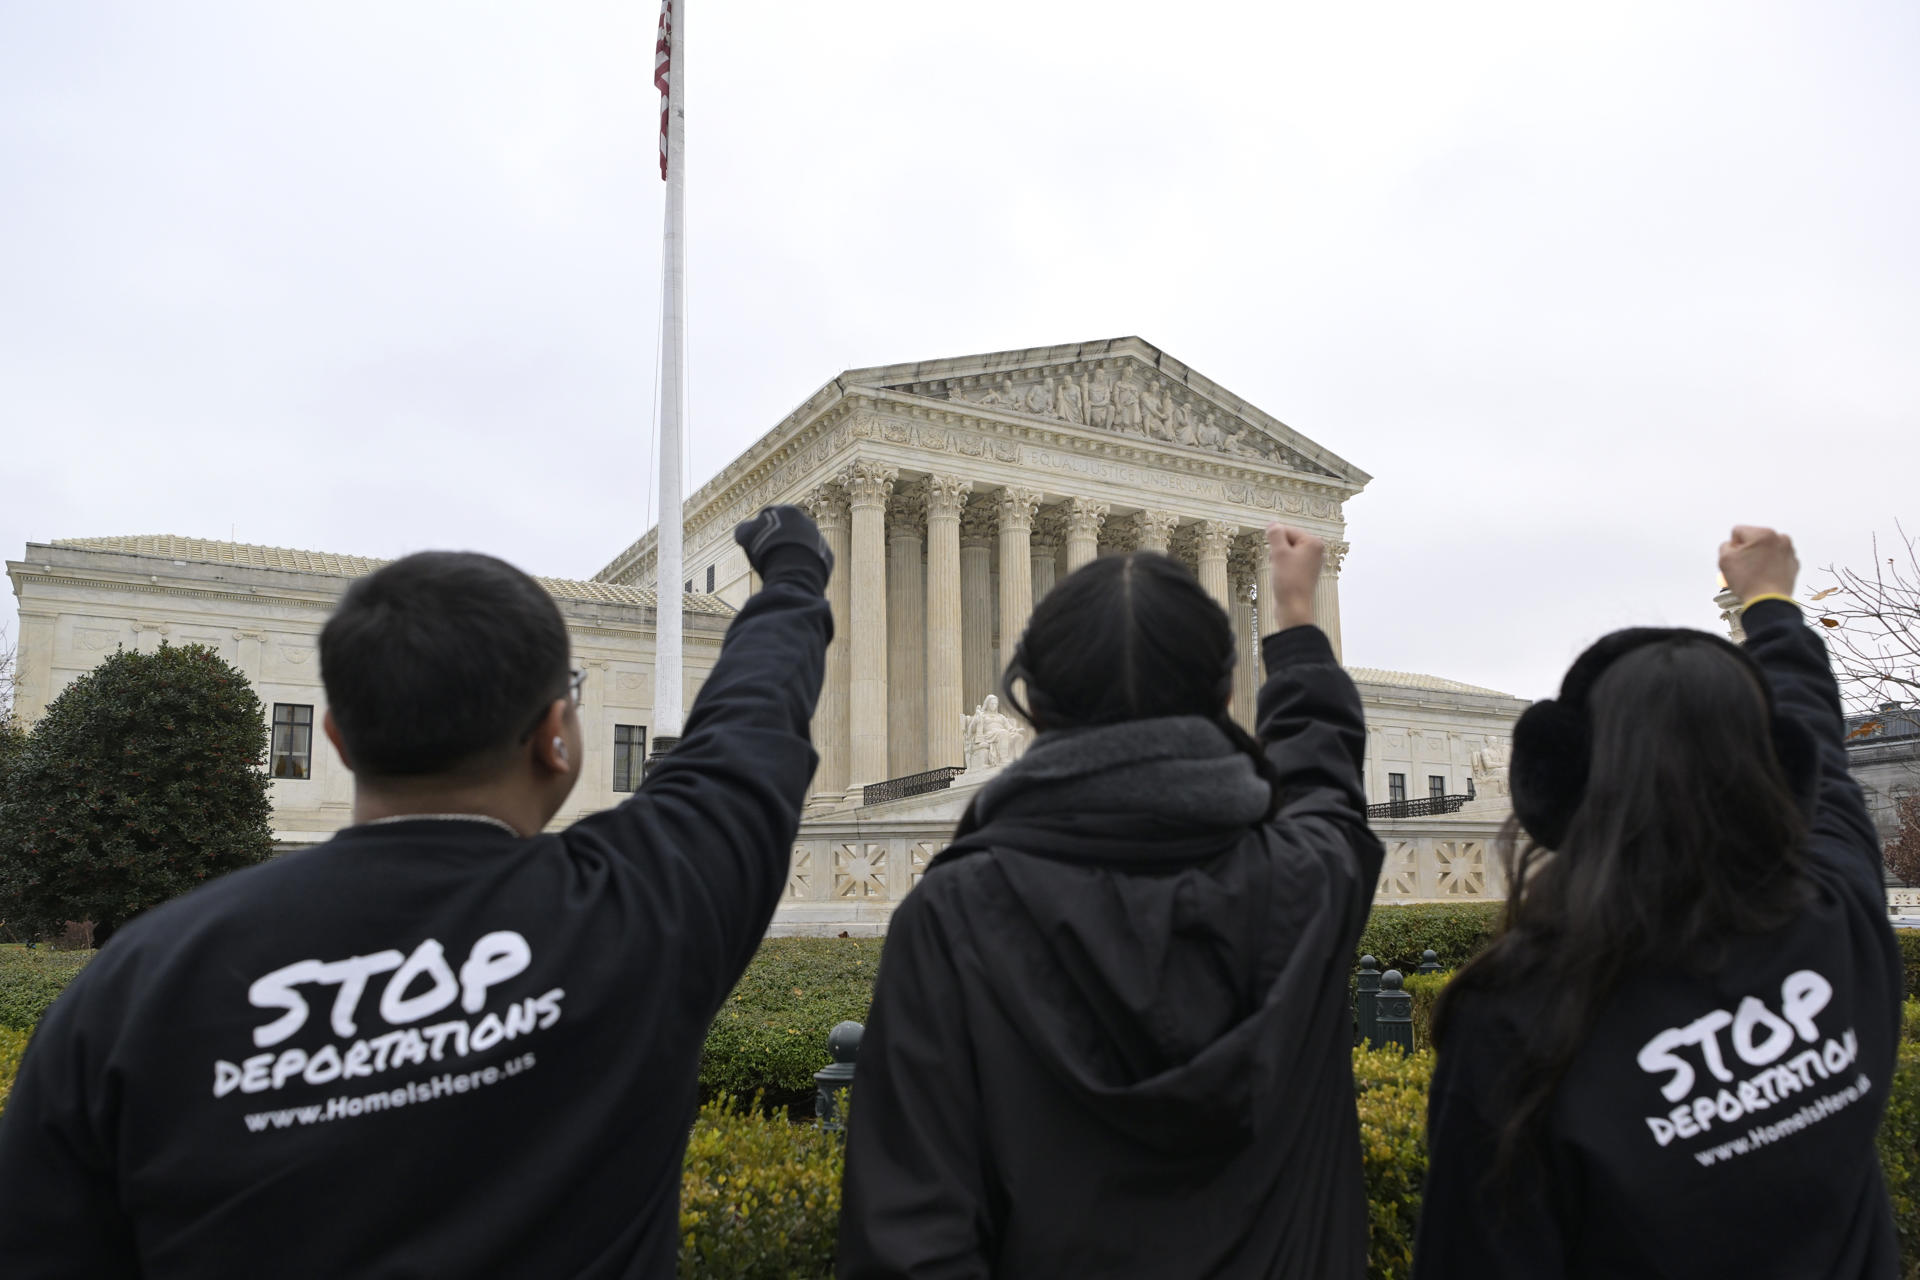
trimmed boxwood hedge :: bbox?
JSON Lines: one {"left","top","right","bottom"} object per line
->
{"left": 700, "top": 938, "right": 881, "bottom": 1113}
{"left": 0, "top": 945, "right": 93, "bottom": 1030}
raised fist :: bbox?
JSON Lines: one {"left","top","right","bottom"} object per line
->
{"left": 1717, "top": 525, "right": 1798, "bottom": 604}
{"left": 1265, "top": 523, "right": 1325, "bottom": 632}
{"left": 733, "top": 505, "right": 834, "bottom": 587}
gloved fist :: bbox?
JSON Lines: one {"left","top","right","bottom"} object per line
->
{"left": 734, "top": 505, "right": 834, "bottom": 586}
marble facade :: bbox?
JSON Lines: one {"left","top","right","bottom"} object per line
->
{"left": 8, "top": 337, "right": 1532, "bottom": 926}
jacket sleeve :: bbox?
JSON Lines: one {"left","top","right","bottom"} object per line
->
{"left": 0, "top": 980, "right": 139, "bottom": 1276}
{"left": 1258, "top": 623, "right": 1385, "bottom": 934}
{"left": 837, "top": 888, "right": 992, "bottom": 1280}
{"left": 1740, "top": 599, "right": 1883, "bottom": 899}
{"left": 1413, "top": 1004, "right": 1569, "bottom": 1280}
{"left": 564, "top": 570, "right": 831, "bottom": 1012}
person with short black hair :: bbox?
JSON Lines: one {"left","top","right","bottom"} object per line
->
{"left": 0, "top": 507, "right": 834, "bottom": 1279}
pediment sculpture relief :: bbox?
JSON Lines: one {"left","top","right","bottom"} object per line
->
{"left": 896, "top": 366, "right": 1336, "bottom": 477}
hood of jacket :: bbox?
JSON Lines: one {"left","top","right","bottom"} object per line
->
{"left": 935, "top": 716, "right": 1347, "bottom": 1159}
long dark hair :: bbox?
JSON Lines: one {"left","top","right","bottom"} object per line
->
{"left": 1434, "top": 637, "right": 1810, "bottom": 1179}
{"left": 1001, "top": 551, "right": 1281, "bottom": 817}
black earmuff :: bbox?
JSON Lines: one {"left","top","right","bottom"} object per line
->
{"left": 1508, "top": 627, "right": 1820, "bottom": 850}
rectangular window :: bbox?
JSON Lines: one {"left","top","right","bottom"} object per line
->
{"left": 613, "top": 724, "right": 647, "bottom": 793}
{"left": 1388, "top": 773, "right": 1406, "bottom": 804}
{"left": 705, "top": 564, "right": 715, "bottom": 594}
{"left": 1430, "top": 775, "right": 1447, "bottom": 801}
{"left": 271, "top": 704, "right": 313, "bottom": 780}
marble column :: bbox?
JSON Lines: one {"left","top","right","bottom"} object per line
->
{"left": 1317, "top": 539, "right": 1349, "bottom": 661}
{"left": 960, "top": 497, "right": 997, "bottom": 714}
{"left": 1064, "top": 498, "right": 1109, "bottom": 573}
{"left": 803, "top": 485, "right": 851, "bottom": 795}
{"left": 1133, "top": 510, "right": 1179, "bottom": 556}
{"left": 887, "top": 487, "right": 927, "bottom": 779}
{"left": 1029, "top": 513, "right": 1060, "bottom": 607}
{"left": 1232, "top": 579, "right": 1257, "bottom": 730}
{"left": 997, "top": 487, "right": 1043, "bottom": 663}
{"left": 1196, "top": 520, "right": 1236, "bottom": 614}
{"left": 925, "top": 476, "right": 973, "bottom": 769}
{"left": 844, "top": 462, "right": 897, "bottom": 787}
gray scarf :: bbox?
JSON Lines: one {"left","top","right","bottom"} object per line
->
{"left": 970, "top": 715, "right": 1271, "bottom": 832}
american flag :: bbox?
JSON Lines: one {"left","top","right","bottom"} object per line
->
{"left": 655, "top": 0, "right": 673, "bottom": 180}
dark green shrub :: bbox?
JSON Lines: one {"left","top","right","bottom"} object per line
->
{"left": 0, "top": 644, "right": 274, "bottom": 939}
{"left": 1356, "top": 902, "right": 1503, "bottom": 973}
{"left": 1879, "top": 1034, "right": 1920, "bottom": 1273}
{"left": 702, "top": 938, "right": 882, "bottom": 1112}
{"left": 0, "top": 1026, "right": 28, "bottom": 1117}
{"left": 679, "top": 1098, "right": 841, "bottom": 1279}
{"left": 0, "top": 945, "right": 93, "bottom": 1030}
{"left": 1897, "top": 931, "right": 1920, "bottom": 1001}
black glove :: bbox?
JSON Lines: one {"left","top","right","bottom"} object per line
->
{"left": 733, "top": 504, "right": 833, "bottom": 591}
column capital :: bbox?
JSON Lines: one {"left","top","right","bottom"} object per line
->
{"left": 996, "top": 486, "right": 1044, "bottom": 533}
{"left": 1229, "top": 533, "right": 1262, "bottom": 589}
{"left": 1132, "top": 510, "right": 1179, "bottom": 551}
{"left": 887, "top": 484, "right": 927, "bottom": 539}
{"left": 925, "top": 474, "right": 975, "bottom": 518}
{"left": 841, "top": 461, "right": 898, "bottom": 509}
{"left": 1325, "top": 539, "right": 1351, "bottom": 575}
{"left": 801, "top": 484, "right": 849, "bottom": 532}
{"left": 960, "top": 495, "right": 998, "bottom": 548}
{"left": 1197, "top": 519, "right": 1238, "bottom": 560}
{"left": 1065, "top": 498, "right": 1110, "bottom": 541}
{"left": 1030, "top": 505, "right": 1066, "bottom": 552}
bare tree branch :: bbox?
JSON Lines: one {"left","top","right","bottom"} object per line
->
{"left": 1815, "top": 522, "right": 1920, "bottom": 715}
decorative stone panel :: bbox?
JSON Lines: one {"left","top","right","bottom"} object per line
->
{"left": 834, "top": 843, "right": 888, "bottom": 898}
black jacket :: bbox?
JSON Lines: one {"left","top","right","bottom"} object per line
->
{"left": 837, "top": 624, "right": 1385, "bottom": 1279}
{"left": 0, "top": 568, "right": 830, "bottom": 1278}
{"left": 1414, "top": 599, "right": 1903, "bottom": 1279}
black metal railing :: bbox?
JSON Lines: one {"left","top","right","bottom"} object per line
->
{"left": 1366, "top": 794, "right": 1472, "bottom": 821}
{"left": 862, "top": 766, "right": 965, "bottom": 807}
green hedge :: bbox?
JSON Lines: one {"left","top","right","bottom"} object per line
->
{"left": 0, "top": 1027, "right": 29, "bottom": 1116}
{"left": 0, "top": 945, "right": 94, "bottom": 1030}
{"left": 1355, "top": 903, "right": 1503, "bottom": 974}
{"left": 701, "top": 938, "right": 881, "bottom": 1113}
{"left": 1899, "top": 931, "right": 1920, "bottom": 1000}
{"left": 680, "top": 1098, "right": 841, "bottom": 1279}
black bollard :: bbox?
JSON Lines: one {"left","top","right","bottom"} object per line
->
{"left": 1355, "top": 955, "right": 1381, "bottom": 1048}
{"left": 813, "top": 1020, "right": 863, "bottom": 1131}
{"left": 1416, "top": 949, "right": 1442, "bottom": 976}
{"left": 1374, "top": 970, "right": 1414, "bottom": 1054}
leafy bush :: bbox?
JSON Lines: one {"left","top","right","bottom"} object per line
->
{"left": 0, "top": 644, "right": 274, "bottom": 940}
{"left": 1400, "top": 973, "right": 1448, "bottom": 1054}
{"left": 680, "top": 1098, "right": 842, "bottom": 1279}
{"left": 703, "top": 938, "right": 881, "bottom": 1112}
{"left": 1881, "top": 1036, "right": 1920, "bottom": 1275}
{"left": 0, "top": 945, "right": 93, "bottom": 1030}
{"left": 1354, "top": 1045, "right": 1434, "bottom": 1280}
{"left": 1356, "top": 902, "right": 1503, "bottom": 974}
{"left": 0, "top": 1026, "right": 29, "bottom": 1117}
{"left": 1898, "top": 931, "right": 1920, "bottom": 1002}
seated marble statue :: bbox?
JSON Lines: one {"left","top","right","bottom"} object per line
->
{"left": 961, "top": 694, "right": 1027, "bottom": 772}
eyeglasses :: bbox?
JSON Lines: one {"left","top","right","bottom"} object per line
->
{"left": 520, "top": 667, "right": 588, "bottom": 742}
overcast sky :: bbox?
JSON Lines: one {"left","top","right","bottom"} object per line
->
{"left": 3, "top": 1, "right": 1914, "bottom": 702}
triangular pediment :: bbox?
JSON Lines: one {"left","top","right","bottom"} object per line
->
{"left": 840, "top": 336, "right": 1370, "bottom": 486}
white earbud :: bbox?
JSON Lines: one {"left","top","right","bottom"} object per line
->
{"left": 552, "top": 736, "right": 568, "bottom": 762}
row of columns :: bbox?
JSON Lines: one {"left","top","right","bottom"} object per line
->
{"left": 801, "top": 464, "right": 1347, "bottom": 797}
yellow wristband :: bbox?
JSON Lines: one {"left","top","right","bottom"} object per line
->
{"left": 1740, "top": 593, "right": 1799, "bottom": 614}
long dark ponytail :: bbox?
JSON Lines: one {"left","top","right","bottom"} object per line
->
{"left": 1000, "top": 551, "right": 1281, "bottom": 818}
{"left": 1435, "top": 637, "right": 1811, "bottom": 1182}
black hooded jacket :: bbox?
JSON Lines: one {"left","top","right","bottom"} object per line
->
{"left": 1413, "top": 599, "right": 1903, "bottom": 1279}
{"left": 837, "top": 624, "right": 1384, "bottom": 1279}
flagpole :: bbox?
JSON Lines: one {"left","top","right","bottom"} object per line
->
{"left": 653, "top": 0, "right": 687, "bottom": 760}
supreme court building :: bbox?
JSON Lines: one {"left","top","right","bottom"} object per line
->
{"left": 9, "top": 338, "right": 1529, "bottom": 926}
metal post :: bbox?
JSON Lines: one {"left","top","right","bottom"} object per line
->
{"left": 813, "top": 1020, "right": 863, "bottom": 1131}
{"left": 1374, "top": 970, "right": 1414, "bottom": 1054}
{"left": 653, "top": 0, "right": 688, "bottom": 751}
{"left": 1354, "top": 954, "right": 1381, "bottom": 1049}
{"left": 1416, "top": 949, "right": 1442, "bottom": 976}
